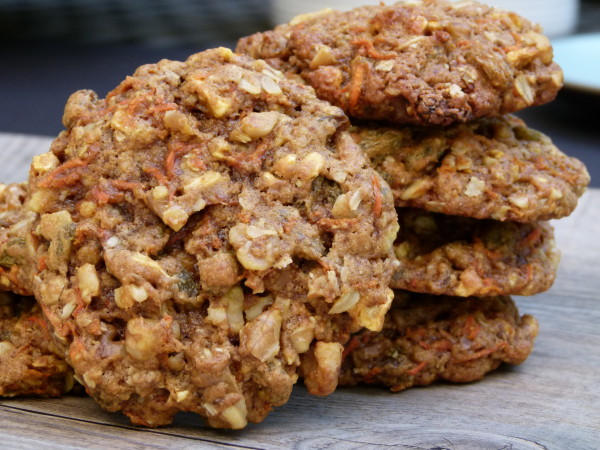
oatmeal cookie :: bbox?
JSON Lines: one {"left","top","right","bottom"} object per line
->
{"left": 352, "top": 115, "right": 589, "bottom": 222}
{"left": 391, "top": 208, "right": 559, "bottom": 297}
{"left": 0, "top": 292, "right": 75, "bottom": 397}
{"left": 0, "top": 182, "right": 33, "bottom": 296}
{"left": 21, "top": 48, "right": 398, "bottom": 428}
{"left": 237, "top": 0, "right": 562, "bottom": 125}
{"left": 339, "top": 292, "right": 538, "bottom": 391}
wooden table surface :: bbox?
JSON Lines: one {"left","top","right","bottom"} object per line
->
{"left": 0, "top": 133, "right": 598, "bottom": 449}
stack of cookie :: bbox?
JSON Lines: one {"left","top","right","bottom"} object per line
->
{"left": 236, "top": 0, "right": 589, "bottom": 391}
{"left": 0, "top": 0, "right": 590, "bottom": 430}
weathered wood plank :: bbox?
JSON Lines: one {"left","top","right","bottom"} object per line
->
{"left": 0, "top": 132, "right": 53, "bottom": 183}
{"left": 0, "top": 134, "right": 598, "bottom": 449}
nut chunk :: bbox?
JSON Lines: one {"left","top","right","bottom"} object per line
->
{"left": 19, "top": 48, "right": 398, "bottom": 428}
{"left": 237, "top": 0, "right": 562, "bottom": 125}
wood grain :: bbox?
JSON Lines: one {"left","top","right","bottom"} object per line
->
{"left": 0, "top": 132, "right": 598, "bottom": 449}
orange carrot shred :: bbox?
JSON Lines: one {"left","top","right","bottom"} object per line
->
{"left": 342, "top": 336, "right": 361, "bottom": 359}
{"left": 364, "top": 366, "right": 383, "bottom": 382}
{"left": 463, "top": 315, "right": 481, "bottom": 341}
{"left": 165, "top": 141, "right": 196, "bottom": 178}
{"left": 524, "top": 227, "right": 542, "bottom": 245}
{"left": 27, "top": 316, "right": 47, "bottom": 330}
{"left": 418, "top": 340, "right": 430, "bottom": 350}
{"left": 37, "top": 256, "right": 47, "bottom": 271}
{"left": 110, "top": 179, "right": 142, "bottom": 192}
{"left": 143, "top": 166, "right": 169, "bottom": 186}
{"left": 372, "top": 175, "right": 382, "bottom": 218}
{"left": 348, "top": 63, "right": 366, "bottom": 112}
{"left": 407, "top": 361, "right": 427, "bottom": 376}
{"left": 351, "top": 39, "right": 395, "bottom": 60}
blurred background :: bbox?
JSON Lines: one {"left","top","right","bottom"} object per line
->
{"left": 0, "top": 0, "right": 598, "bottom": 183}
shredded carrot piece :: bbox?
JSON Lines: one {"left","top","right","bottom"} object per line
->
{"left": 27, "top": 316, "right": 47, "bottom": 330}
{"left": 433, "top": 339, "right": 453, "bottom": 352}
{"left": 165, "top": 141, "right": 196, "bottom": 178}
{"left": 225, "top": 140, "right": 270, "bottom": 170}
{"left": 39, "top": 157, "right": 87, "bottom": 188}
{"left": 348, "top": 62, "right": 366, "bottom": 112}
{"left": 39, "top": 146, "right": 99, "bottom": 189}
{"left": 390, "top": 384, "right": 407, "bottom": 393}
{"left": 407, "top": 361, "right": 427, "bottom": 376}
{"left": 364, "top": 366, "right": 383, "bottom": 382}
{"left": 351, "top": 39, "right": 395, "bottom": 60}
{"left": 480, "top": 279, "right": 503, "bottom": 296}
{"left": 191, "top": 155, "right": 207, "bottom": 171}
{"left": 523, "top": 227, "right": 542, "bottom": 245}
{"left": 524, "top": 264, "right": 534, "bottom": 284}
{"left": 143, "top": 166, "right": 169, "bottom": 186}
{"left": 37, "top": 256, "right": 47, "bottom": 271}
{"left": 405, "top": 327, "right": 426, "bottom": 340}
{"left": 317, "top": 259, "right": 333, "bottom": 272}
{"left": 342, "top": 336, "right": 361, "bottom": 359}
{"left": 372, "top": 175, "right": 382, "bottom": 218}
{"left": 484, "top": 188, "right": 499, "bottom": 199}
{"left": 473, "top": 237, "right": 501, "bottom": 260}
{"left": 418, "top": 340, "right": 430, "bottom": 350}
{"left": 72, "top": 288, "right": 86, "bottom": 318}
{"left": 150, "top": 102, "right": 178, "bottom": 115}
{"left": 110, "top": 179, "right": 142, "bottom": 192}
{"left": 90, "top": 186, "right": 112, "bottom": 205}
{"left": 463, "top": 315, "right": 481, "bottom": 341}
{"left": 459, "top": 341, "right": 507, "bottom": 362}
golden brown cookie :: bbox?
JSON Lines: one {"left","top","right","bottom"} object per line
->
{"left": 0, "top": 182, "right": 33, "bottom": 296}
{"left": 391, "top": 208, "right": 559, "bottom": 297}
{"left": 19, "top": 48, "right": 398, "bottom": 428}
{"left": 339, "top": 291, "right": 538, "bottom": 391}
{"left": 237, "top": 0, "right": 562, "bottom": 125}
{"left": 0, "top": 292, "right": 75, "bottom": 397}
{"left": 352, "top": 115, "right": 589, "bottom": 222}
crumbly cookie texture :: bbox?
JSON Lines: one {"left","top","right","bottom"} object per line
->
{"left": 0, "top": 292, "right": 75, "bottom": 397}
{"left": 339, "top": 292, "right": 538, "bottom": 390}
{"left": 0, "top": 182, "right": 33, "bottom": 296}
{"left": 391, "top": 208, "right": 559, "bottom": 297}
{"left": 237, "top": 0, "right": 563, "bottom": 125}
{"left": 20, "top": 48, "right": 398, "bottom": 428}
{"left": 352, "top": 115, "right": 589, "bottom": 222}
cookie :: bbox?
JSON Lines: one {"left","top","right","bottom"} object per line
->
{"left": 237, "top": 0, "right": 562, "bottom": 125}
{"left": 21, "top": 48, "right": 398, "bottom": 428}
{"left": 352, "top": 115, "right": 589, "bottom": 222}
{"left": 0, "top": 292, "right": 75, "bottom": 397}
{"left": 339, "top": 291, "right": 538, "bottom": 391}
{"left": 391, "top": 208, "right": 559, "bottom": 297}
{"left": 0, "top": 182, "right": 33, "bottom": 296}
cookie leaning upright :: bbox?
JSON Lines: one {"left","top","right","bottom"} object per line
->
{"left": 22, "top": 48, "right": 398, "bottom": 428}
{"left": 237, "top": 0, "right": 563, "bottom": 125}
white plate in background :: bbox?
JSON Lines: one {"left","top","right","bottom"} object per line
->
{"left": 552, "top": 33, "right": 600, "bottom": 94}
